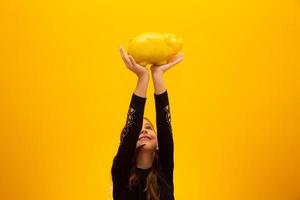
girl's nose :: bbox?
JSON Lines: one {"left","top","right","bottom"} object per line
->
{"left": 141, "top": 129, "right": 147, "bottom": 134}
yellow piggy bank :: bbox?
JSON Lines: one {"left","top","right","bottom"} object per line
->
{"left": 126, "top": 32, "right": 183, "bottom": 66}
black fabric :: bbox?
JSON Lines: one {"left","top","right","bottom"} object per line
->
{"left": 111, "top": 90, "right": 175, "bottom": 200}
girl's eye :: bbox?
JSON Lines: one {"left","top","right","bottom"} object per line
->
{"left": 145, "top": 126, "right": 152, "bottom": 130}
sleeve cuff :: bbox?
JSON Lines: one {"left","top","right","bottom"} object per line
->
{"left": 154, "top": 90, "right": 169, "bottom": 106}
{"left": 131, "top": 93, "right": 147, "bottom": 108}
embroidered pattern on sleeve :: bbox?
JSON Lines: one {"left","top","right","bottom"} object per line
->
{"left": 121, "top": 107, "right": 136, "bottom": 143}
{"left": 164, "top": 105, "right": 172, "bottom": 132}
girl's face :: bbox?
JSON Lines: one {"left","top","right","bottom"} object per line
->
{"left": 136, "top": 119, "right": 158, "bottom": 151}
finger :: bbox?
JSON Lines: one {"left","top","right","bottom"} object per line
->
{"left": 129, "top": 55, "right": 144, "bottom": 69}
{"left": 173, "top": 54, "right": 184, "bottom": 62}
{"left": 170, "top": 58, "right": 183, "bottom": 67}
{"left": 126, "top": 54, "right": 135, "bottom": 68}
{"left": 119, "top": 46, "right": 133, "bottom": 67}
{"left": 176, "top": 55, "right": 184, "bottom": 62}
{"left": 177, "top": 53, "right": 185, "bottom": 57}
{"left": 128, "top": 55, "right": 141, "bottom": 67}
{"left": 128, "top": 55, "right": 136, "bottom": 66}
{"left": 119, "top": 46, "right": 128, "bottom": 63}
{"left": 119, "top": 46, "right": 130, "bottom": 63}
{"left": 119, "top": 48, "right": 128, "bottom": 64}
{"left": 161, "top": 55, "right": 184, "bottom": 71}
{"left": 160, "top": 63, "right": 172, "bottom": 72}
{"left": 171, "top": 54, "right": 184, "bottom": 65}
{"left": 168, "top": 53, "right": 184, "bottom": 63}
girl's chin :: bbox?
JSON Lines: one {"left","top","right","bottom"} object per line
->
{"left": 137, "top": 143, "right": 147, "bottom": 148}
{"left": 136, "top": 143, "right": 153, "bottom": 150}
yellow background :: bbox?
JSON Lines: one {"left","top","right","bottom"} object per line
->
{"left": 1, "top": 0, "right": 300, "bottom": 199}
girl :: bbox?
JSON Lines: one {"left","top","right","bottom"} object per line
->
{"left": 111, "top": 46, "right": 184, "bottom": 200}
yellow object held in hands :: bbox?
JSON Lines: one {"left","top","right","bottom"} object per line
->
{"left": 127, "top": 32, "right": 183, "bottom": 67}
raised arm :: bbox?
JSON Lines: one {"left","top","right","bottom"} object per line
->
{"left": 111, "top": 46, "right": 149, "bottom": 189}
{"left": 150, "top": 54, "right": 184, "bottom": 182}
{"left": 151, "top": 53, "right": 184, "bottom": 95}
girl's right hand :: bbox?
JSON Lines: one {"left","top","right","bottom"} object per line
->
{"left": 119, "top": 45, "right": 149, "bottom": 79}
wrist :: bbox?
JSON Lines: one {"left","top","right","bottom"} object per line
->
{"left": 151, "top": 67, "right": 163, "bottom": 74}
{"left": 138, "top": 73, "right": 149, "bottom": 81}
{"left": 151, "top": 71, "right": 164, "bottom": 80}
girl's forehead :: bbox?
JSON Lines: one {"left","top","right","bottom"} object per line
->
{"left": 143, "top": 120, "right": 154, "bottom": 128}
{"left": 143, "top": 119, "right": 149, "bottom": 123}
{"left": 143, "top": 121, "right": 151, "bottom": 126}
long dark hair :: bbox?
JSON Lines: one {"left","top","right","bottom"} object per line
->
{"left": 128, "top": 117, "right": 160, "bottom": 200}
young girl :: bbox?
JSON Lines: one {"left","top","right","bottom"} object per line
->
{"left": 111, "top": 46, "right": 184, "bottom": 200}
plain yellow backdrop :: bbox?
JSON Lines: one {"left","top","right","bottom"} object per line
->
{"left": 0, "top": 0, "right": 300, "bottom": 199}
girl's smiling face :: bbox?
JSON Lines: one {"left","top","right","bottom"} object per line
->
{"left": 136, "top": 118, "right": 158, "bottom": 151}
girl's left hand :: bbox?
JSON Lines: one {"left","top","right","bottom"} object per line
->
{"left": 150, "top": 53, "right": 184, "bottom": 75}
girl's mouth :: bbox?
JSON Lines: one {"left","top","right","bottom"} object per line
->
{"left": 139, "top": 135, "right": 151, "bottom": 141}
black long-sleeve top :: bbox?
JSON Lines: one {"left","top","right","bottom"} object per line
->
{"left": 111, "top": 90, "right": 175, "bottom": 200}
